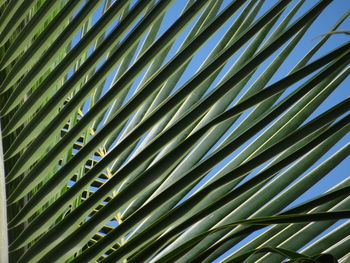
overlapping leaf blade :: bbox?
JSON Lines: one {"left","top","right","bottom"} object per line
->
{"left": 0, "top": 0, "right": 349, "bottom": 262}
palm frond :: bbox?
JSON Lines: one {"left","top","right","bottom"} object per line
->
{"left": 0, "top": 0, "right": 349, "bottom": 262}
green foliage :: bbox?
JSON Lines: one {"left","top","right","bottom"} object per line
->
{"left": 0, "top": 0, "right": 349, "bottom": 262}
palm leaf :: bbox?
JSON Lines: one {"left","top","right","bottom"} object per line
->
{"left": 0, "top": 0, "right": 349, "bottom": 262}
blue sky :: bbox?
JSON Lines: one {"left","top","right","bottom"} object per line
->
{"left": 82, "top": 0, "right": 350, "bottom": 261}
{"left": 155, "top": 0, "right": 350, "bottom": 203}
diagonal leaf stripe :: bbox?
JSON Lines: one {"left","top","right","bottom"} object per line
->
{"left": 85, "top": 103, "right": 349, "bottom": 262}
{"left": 129, "top": 66, "right": 350, "bottom": 262}
{"left": 186, "top": 130, "right": 350, "bottom": 262}
{"left": 148, "top": 210, "right": 350, "bottom": 263}
{"left": 221, "top": 247, "right": 313, "bottom": 263}
{"left": 210, "top": 178, "right": 350, "bottom": 263}
{"left": 101, "top": 0, "right": 226, "bottom": 153}
{"left": 0, "top": 0, "right": 102, "bottom": 94}
{"left": 125, "top": 7, "right": 332, "bottom": 238}
{"left": 1, "top": 0, "right": 349, "bottom": 262}
{"left": 1, "top": 0, "right": 149, "bottom": 123}
{"left": 7, "top": 0, "right": 335, "bottom": 208}
{"left": 0, "top": 0, "right": 65, "bottom": 69}
{"left": 7, "top": 0, "right": 255, "bottom": 200}
{"left": 80, "top": 105, "right": 350, "bottom": 262}
{"left": 9, "top": 39, "right": 349, "bottom": 242}
{"left": 118, "top": 1, "right": 289, "bottom": 215}
{"left": 164, "top": 170, "right": 350, "bottom": 262}
{"left": 173, "top": 187, "right": 348, "bottom": 261}
{"left": 33, "top": 94, "right": 350, "bottom": 262}
{"left": 4, "top": 0, "right": 212, "bottom": 178}
{"left": 201, "top": 186, "right": 350, "bottom": 263}
{"left": 0, "top": 0, "right": 37, "bottom": 46}
{"left": 8, "top": 44, "right": 349, "bottom": 257}
{"left": 0, "top": 0, "right": 24, "bottom": 35}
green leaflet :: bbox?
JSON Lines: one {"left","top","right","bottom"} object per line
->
{"left": 0, "top": 0, "right": 36, "bottom": 46}
{"left": 0, "top": 0, "right": 64, "bottom": 69}
{"left": 1, "top": 0, "right": 349, "bottom": 262}
{"left": 0, "top": 0, "right": 97, "bottom": 94}
{"left": 56, "top": 82, "right": 350, "bottom": 261}
{"left": 9, "top": 34, "right": 348, "bottom": 257}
